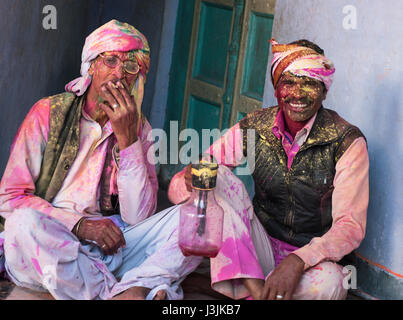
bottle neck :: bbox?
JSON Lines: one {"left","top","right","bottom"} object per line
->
{"left": 190, "top": 188, "right": 215, "bottom": 207}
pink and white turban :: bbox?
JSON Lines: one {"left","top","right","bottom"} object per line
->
{"left": 65, "top": 19, "right": 150, "bottom": 107}
{"left": 270, "top": 39, "right": 335, "bottom": 91}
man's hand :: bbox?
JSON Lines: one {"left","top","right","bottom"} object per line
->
{"left": 260, "top": 253, "right": 305, "bottom": 300}
{"left": 76, "top": 218, "right": 126, "bottom": 255}
{"left": 99, "top": 79, "right": 139, "bottom": 150}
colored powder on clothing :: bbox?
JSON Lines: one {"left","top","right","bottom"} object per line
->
{"left": 58, "top": 240, "right": 71, "bottom": 249}
{"left": 31, "top": 258, "right": 43, "bottom": 275}
{"left": 215, "top": 232, "right": 263, "bottom": 281}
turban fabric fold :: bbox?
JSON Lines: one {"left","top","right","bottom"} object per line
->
{"left": 270, "top": 39, "right": 335, "bottom": 91}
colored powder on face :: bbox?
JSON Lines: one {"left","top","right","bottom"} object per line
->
{"left": 36, "top": 244, "right": 40, "bottom": 256}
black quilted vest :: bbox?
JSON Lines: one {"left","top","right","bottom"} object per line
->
{"left": 240, "top": 106, "right": 365, "bottom": 247}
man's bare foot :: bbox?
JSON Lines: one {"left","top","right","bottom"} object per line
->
{"left": 111, "top": 286, "right": 166, "bottom": 300}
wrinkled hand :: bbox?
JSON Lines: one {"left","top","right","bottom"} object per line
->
{"left": 260, "top": 253, "right": 305, "bottom": 300}
{"left": 184, "top": 164, "right": 192, "bottom": 192}
{"left": 76, "top": 218, "right": 126, "bottom": 255}
{"left": 99, "top": 79, "right": 139, "bottom": 150}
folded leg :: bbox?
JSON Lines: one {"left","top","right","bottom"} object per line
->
{"left": 4, "top": 208, "right": 118, "bottom": 300}
{"left": 110, "top": 205, "right": 203, "bottom": 300}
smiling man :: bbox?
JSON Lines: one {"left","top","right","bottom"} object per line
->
{"left": 169, "top": 39, "right": 369, "bottom": 300}
{"left": 0, "top": 20, "right": 202, "bottom": 300}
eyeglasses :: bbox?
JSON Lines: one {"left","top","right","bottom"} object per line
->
{"left": 99, "top": 53, "right": 141, "bottom": 75}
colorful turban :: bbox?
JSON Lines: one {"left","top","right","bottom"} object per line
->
{"left": 270, "top": 39, "right": 335, "bottom": 91}
{"left": 65, "top": 19, "right": 150, "bottom": 112}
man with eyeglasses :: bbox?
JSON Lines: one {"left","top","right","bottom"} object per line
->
{"left": 0, "top": 20, "right": 203, "bottom": 300}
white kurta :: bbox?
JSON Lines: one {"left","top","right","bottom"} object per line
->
{"left": 0, "top": 97, "right": 202, "bottom": 299}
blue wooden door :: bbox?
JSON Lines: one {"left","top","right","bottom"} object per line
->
{"left": 162, "top": 0, "right": 275, "bottom": 193}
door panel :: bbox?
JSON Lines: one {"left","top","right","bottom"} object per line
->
{"left": 231, "top": 1, "right": 275, "bottom": 197}
{"left": 162, "top": 0, "right": 275, "bottom": 190}
{"left": 181, "top": 0, "right": 239, "bottom": 138}
{"left": 187, "top": 96, "right": 221, "bottom": 133}
{"left": 193, "top": 2, "right": 234, "bottom": 88}
{"left": 241, "top": 12, "right": 274, "bottom": 101}
{"left": 230, "top": 0, "right": 275, "bottom": 126}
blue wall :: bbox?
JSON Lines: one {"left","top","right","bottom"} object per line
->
{"left": 263, "top": 0, "right": 402, "bottom": 299}
{"left": 0, "top": 0, "right": 164, "bottom": 177}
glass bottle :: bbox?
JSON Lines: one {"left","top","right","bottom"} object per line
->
{"left": 178, "top": 161, "right": 224, "bottom": 258}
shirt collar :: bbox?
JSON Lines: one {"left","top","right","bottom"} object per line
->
{"left": 81, "top": 108, "right": 113, "bottom": 137}
{"left": 272, "top": 108, "right": 318, "bottom": 144}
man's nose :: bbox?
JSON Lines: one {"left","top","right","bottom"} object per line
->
{"left": 293, "top": 84, "right": 305, "bottom": 98}
{"left": 112, "top": 64, "right": 125, "bottom": 79}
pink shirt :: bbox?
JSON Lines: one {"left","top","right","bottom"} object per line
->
{"left": 180, "top": 110, "right": 369, "bottom": 270}
{"left": 0, "top": 97, "right": 158, "bottom": 231}
{"left": 272, "top": 110, "right": 317, "bottom": 170}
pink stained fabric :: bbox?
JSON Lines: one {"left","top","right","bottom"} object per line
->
{"left": 168, "top": 161, "right": 349, "bottom": 300}
{"left": 169, "top": 118, "right": 369, "bottom": 275}
{"left": 261, "top": 235, "right": 347, "bottom": 300}
{"left": 169, "top": 165, "right": 273, "bottom": 299}
{"left": 65, "top": 19, "right": 150, "bottom": 96}
{"left": 0, "top": 97, "right": 158, "bottom": 231}
{"left": 268, "top": 235, "right": 299, "bottom": 267}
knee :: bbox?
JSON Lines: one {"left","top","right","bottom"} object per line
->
{"left": 295, "top": 261, "right": 348, "bottom": 300}
{"left": 4, "top": 208, "right": 42, "bottom": 241}
{"left": 316, "top": 262, "right": 347, "bottom": 300}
